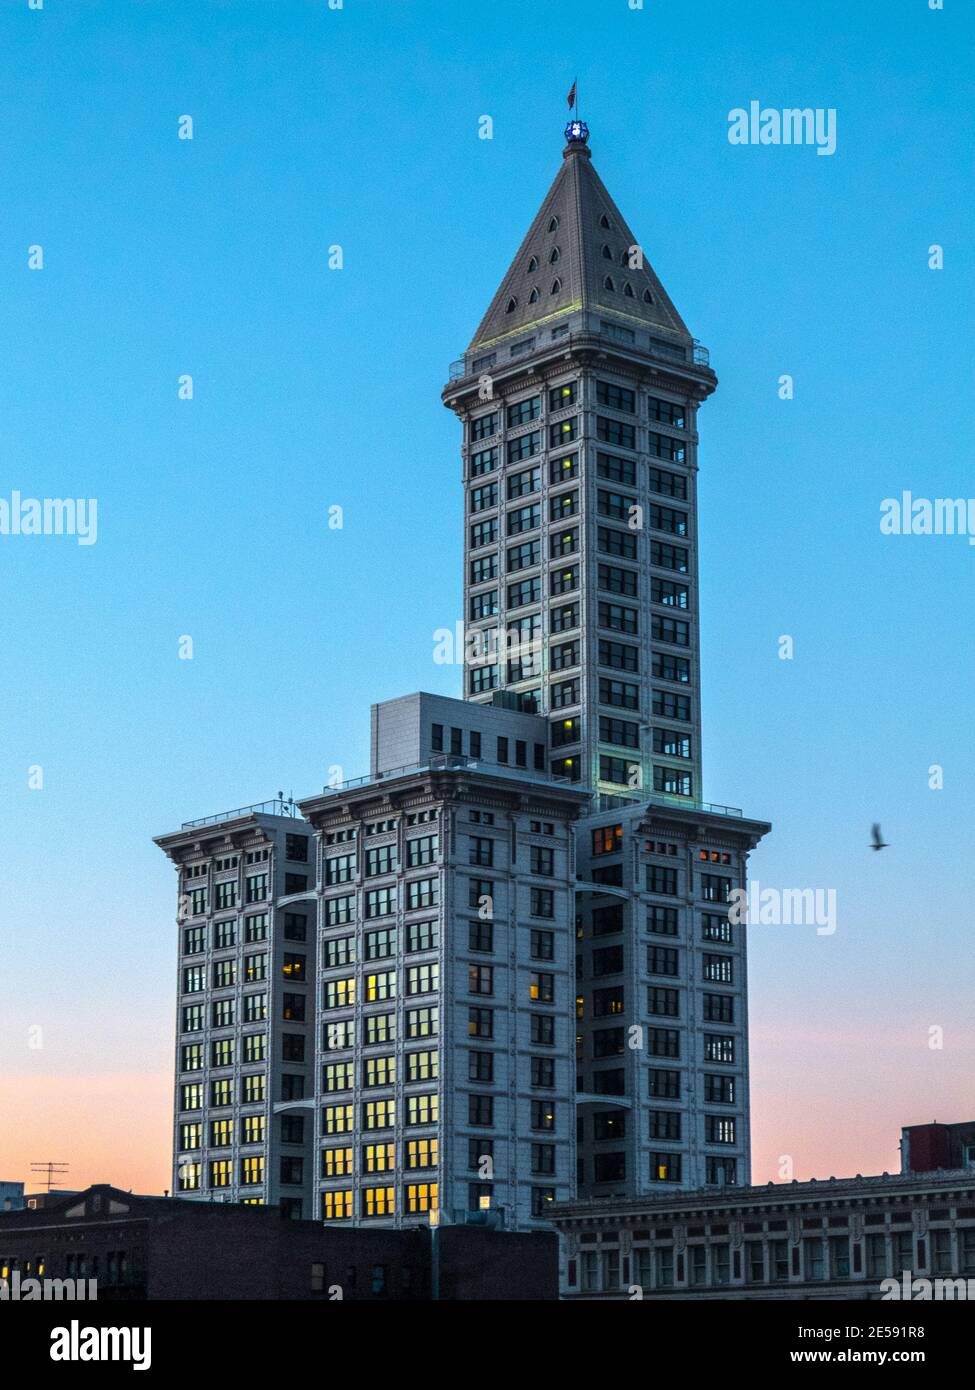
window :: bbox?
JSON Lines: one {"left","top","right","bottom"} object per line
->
{"left": 652, "top": 652, "right": 690, "bottom": 684}
{"left": 406, "top": 876, "right": 439, "bottom": 910}
{"left": 599, "top": 677, "right": 638, "bottom": 710}
{"left": 597, "top": 417, "right": 635, "bottom": 449}
{"left": 245, "top": 874, "right": 267, "bottom": 903}
{"left": 363, "top": 1098, "right": 396, "bottom": 1130}
{"left": 470, "top": 554, "right": 497, "bottom": 584}
{"left": 530, "top": 845, "right": 554, "bottom": 876}
{"left": 507, "top": 539, "right": 540, "bottom": 572}
{"left": 647, "top": 1027, "right": 680, "bottom": 1058}
{"left": 471, "top": 517, "right": 499, "bottom": 552}
{"left": 549, "top": 413, "right": 578, "bottom": 447}
{"left": 406, "top": 1093, "right": 439, "bottom": 1126}
{"left": 282, "top": 953, "right": 305, "bottom": 981}
{"left": 363, "top": 1055, "right": 396, "bottom": 1089}
{"left": 531, "top": 1014, "right": 555, "bottom": 1045}
{"left": 648, "top": 987, "right": 680, "bottom": 1017}
{"left": 507, "top": 466, "right": 540, "bottom": 500}
{"left": 407, "top": 962, "right": 439, "bottom": 996}
{"left": 530, "top": 889, "right": 554, "bottom": 919}
{"left": 365, "top": 886, "right": 397, "bottom": 918}
{"left": 648, "top": 945, "right": 679, "bottom": 977}
{"left": 599, "top": 715, "right": 639, "bottom": 749}
{"left": 325, "top": 894, "right": 354, "bottom": 926}
{"left": 598, "top": 522, "right": 634, "bottom": 558}
{"left": 649, "top": 431, "right": 686, "bottom": 462}
{"left": 468, "top": 964, "right": 493, "bottom": 995}
{"left": 596, "top": 380, "right": 635, "bottom": 412}
{"left": 507, "top": 503, "right": 540, "bottom": 536}
{"left": 407, "top": 1137, "right": 438, "bottom": 1170}
{"left": 470, "top": 482, "right": 498, "bottom": 513}
{"left": 649, "top": 1110, "right": 681, "bottom": 1141}
{"left": 550, "top": 491, "right": 578, "bottom": 523}
{"left": 599, "top": 639, "right": 638, "bottom": 672}
{"left": 551, "top": 564, "right": 578, "bottom": 595}
{"left": 470, "top": 446, "right": 498, "bottom": 477}
{"left": 322, "top": 1190, "right": 354, "bottom": 1221}
{"left": 703, "top": 994, "right": 734, "bottom": 1024}
{"left": 549, "top": 381, "right": 577, "bottom": 409}
{"left": 214, "top": 880, "right": 236, "bottom": 910}
{"left": 653, "top": 689, "right": 691, "bottom": 722}
{"left": 507, "top": 396, "right": 540, "bottom": 427}
{"left": 508, "top": 575, "right": 540, "bottom": 610}
{"left": 470, "top": 412, "right": 498, "bottom": 441}
{"left": 648, "top": 397, "right": 686, "bottom": 428}
{"left": 507, "top": 431, "right": 541, "bottom": 463}
{"left": 407, "top": 1005, "right": 439, "bottom": 1039}
{"left": 550, "top": 528, "right": 578, "bottom": 559}
{"left": 650, "top": 503, "right": 688, "bottom": 537}
{"left": 650, "top": 540, "right": 688, "bottom": 573}
{"left": 406, "top": 918, "right": 439, "bottom": 952}
{"left": 529, "top": 971, "right": 554, "bottom": 1002}
{"left": 705, "top": 1034, "right": 736, "bottom": 1064}
{"left": 468, "top": 1006, "right": 493, "bottom": 1039}
{"left": 530, "top": 929, "right": 554, "bottom": 961}
{"left": 404, "top": 1183, "right": 438, "bottom": 1214}
{"left": 649, "top": 1153, "right": 682, "bottom": 1183}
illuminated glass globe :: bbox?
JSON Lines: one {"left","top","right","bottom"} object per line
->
{"left": 564, "top": 120, "right": 589, "bottom": 144}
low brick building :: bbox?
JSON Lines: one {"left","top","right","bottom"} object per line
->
{"left": 0, "top": 1184, "right": 557, "bottom": 1300}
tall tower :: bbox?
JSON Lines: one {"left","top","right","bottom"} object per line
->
{"left": 444, "top": 120, "right": 714, "bottom": 806}
{"left": 445, "top": 122, "right": 770, "bottom": 1202}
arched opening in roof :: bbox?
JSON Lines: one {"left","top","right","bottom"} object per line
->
{"left": 600, "top": 214, "right": 612, "bottom": 229}
{"left": 548, "top": 216, "right": 559, "bottom": 232}
{"left": 528, "top": 255, "right": 538, "bottom": 272}
{"left": 549, "top": 247, "right": 561, "bottom": 264}
{"left": 643, "top": 288, "right": 654, "bottom": 304}
{"left": 603, "top": 276, "right": 615, "bottom": 291}
{"left": 505, "top": 297, "right": 518, "bottom": 313}
{"left": 601, "top": 244, "right": 612, "bottom": 260}
{"left": 550, "top": 278, "right": 562, "bottom": 294}
{"left": 528, "top": 287, "right": 539, "bottom": 304}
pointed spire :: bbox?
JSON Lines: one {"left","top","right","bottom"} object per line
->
{"left": 467, "top": 123, "right": 691, "bottom": 352}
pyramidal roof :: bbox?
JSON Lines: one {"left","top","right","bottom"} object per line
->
{"left": 468, "top": 127, "right": 691, "bottom": 352}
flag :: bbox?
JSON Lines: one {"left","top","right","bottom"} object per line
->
{"left": 567, "top": 81, "right": 577, "bottom": 111}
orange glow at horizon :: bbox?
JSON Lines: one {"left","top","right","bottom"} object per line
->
{"left": 1, "top": 1073, "right": 171, "bottom": 1195}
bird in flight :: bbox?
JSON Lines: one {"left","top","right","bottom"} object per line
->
{"left": 870, "top": 823, "right": 889, "bottom": 851}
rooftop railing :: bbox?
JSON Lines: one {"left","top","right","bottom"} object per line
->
{"left": 181, "top": 798, "right": 298, "bottom": 830}
{"left": 643, "top": 794, "right": 743, "bottom": 818}
{"left": 446, "top": 331, "right": 713, "bottom": 386}
{"left": 320, "top": 755, "right": 581, "bottom": 796}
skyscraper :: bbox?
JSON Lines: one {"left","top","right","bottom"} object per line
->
{"left": 445, "top": 121, "right": 771, "bottom": 1197}
{"left": 156, "top": 119, "right": 769, "bottom": 1231}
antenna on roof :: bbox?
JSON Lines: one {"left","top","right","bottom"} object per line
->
{"left": 30, "top": 1161, "right": 69, "bottom": 1192}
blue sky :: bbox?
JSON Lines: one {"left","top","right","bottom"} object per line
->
{"left": 1, "top": 0, "right": 972, "bottom": 1189}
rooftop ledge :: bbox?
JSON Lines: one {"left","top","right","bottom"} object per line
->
{"left": 180, "top": 797, "right": 300, "bottom": 831}
{"left": 447, "top": 331, "right": 712, "bottom": 384}
{"left": 312, "top": 755, "right": 591, "bottom": 799}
